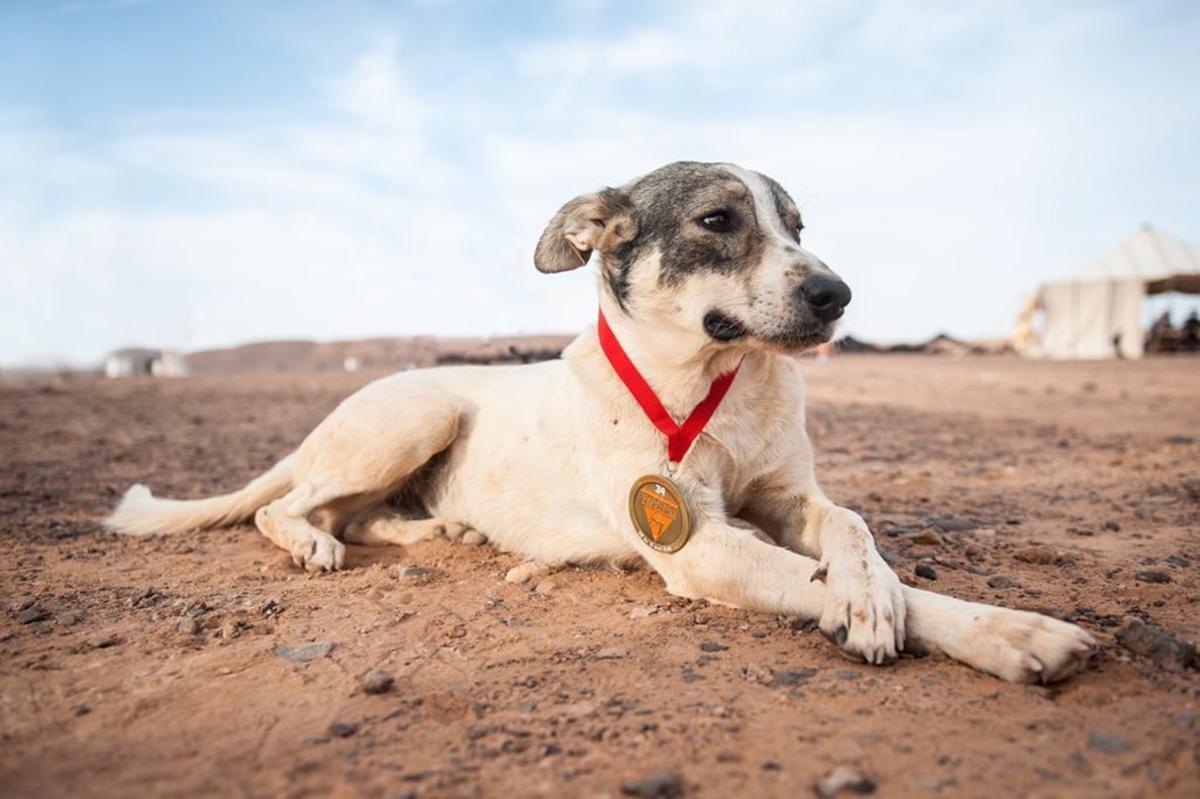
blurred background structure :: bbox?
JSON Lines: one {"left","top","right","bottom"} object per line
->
{"left": 2, "top": 0, "right": 1198, "bottom": 373}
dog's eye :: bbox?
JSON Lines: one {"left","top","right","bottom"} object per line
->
{"left": 699, "top": 211, "right": 734, "bottom": 233}
{"left": 795, "top": 223, "right": 804, "bottom": 242}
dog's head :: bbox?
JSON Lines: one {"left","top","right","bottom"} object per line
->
{"left": 535, "top": 161, "right": 850, "bottom": 352}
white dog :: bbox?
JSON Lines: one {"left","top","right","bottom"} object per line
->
{"left": 107, "top": 161, "right": 1095, "bottom": 683}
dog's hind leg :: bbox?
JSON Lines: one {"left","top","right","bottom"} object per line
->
{"left": 343, "top": 513, "right": 485, "bottom": 547}
{"left": 256, "top": 481, "right": 352, "bottom": 573}
{"left": 254, "top": 379, "right": 467, "bottom": 572}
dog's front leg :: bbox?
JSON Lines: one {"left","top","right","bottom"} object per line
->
{"left": 645, "top": 519, "right": 1093, "bottom": 683}
{"left": 742, "top": 475, "right": 905, "bottom": 663}
{"left": 788, "top": 498, "right": 906, "bottom": 664}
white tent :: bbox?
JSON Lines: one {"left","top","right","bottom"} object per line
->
{"left": 1026, "top": 225, "right": 1200, "bottom": 359}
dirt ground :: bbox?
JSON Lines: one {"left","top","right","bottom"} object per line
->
{"left": 1, "top": 354, "right": 1198, "bottom": 798}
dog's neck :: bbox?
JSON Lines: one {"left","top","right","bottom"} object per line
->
{"left": 592, "top": 293, "right": 754, "bottom": 417}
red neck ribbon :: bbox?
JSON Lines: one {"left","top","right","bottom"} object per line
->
{"left": 597, "top": 310, "right": 744, "bottom": 463}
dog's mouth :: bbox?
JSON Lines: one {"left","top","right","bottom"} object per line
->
{"left": 704, "top": 309, "right": 834, "bottom": 352}
{"left": 703, "top": 310, "right": 748, "bottom": 342}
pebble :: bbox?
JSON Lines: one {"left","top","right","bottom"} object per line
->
{"left": 461, "top": 530, "right": 487, "bottom": 546}
{"left": 394, "top": 565, "right": 434, "bottom": 580}
{"left": 595, "top": 647, "right": 627, "bottom": 660}
{"left": 93, "top": 633, "right": 122, "bottom": 649}
{"left": 987, "top": 575, "right": 1019, "bottom": 589}
{"left": 914, "top": 563, "right": 938, "bottom": 580}
{"left": 816, "top": 764, "right": 876, "bottom": 797}
{"left": 533, "top": 579, "right": 555, "bottom": 595}
{"left": 17, "top": 607, "right": 51, "bottom": 625}
{"left": 1087, "top": 731, "right": 1133, "bottom": 755}
{"left": 274, "top": 641, "right": 335, "bottom": 663}
{"left": 328, "top": 721, "right": 358, "bottom": 738}
{"left": 699, "top": 641, "right": 728, "bottom": 652}
{"left": 910, "top": 530, "right": 944, "bottom": 546}
{"left": 1115, "top": 619, "right": 1196, "bottom": 670}
{"left": 1104, "top": 520, "right": 1121, "bottom": 532}
{"left": 769, "top": 667, "right": 818, "bottom": 687}
{"left": 1134, "top": 570, "right": 1171, "bottom": 584}
{"left": 362, "top": 669, "right": 395, "bottom": 694}
{"left": 628, "top": 606, "right": 658, "bottom": 620}
{"left": 176, "top": 616, "right": 199, "bottom": 635}
{"left": 1013, "top": 545, "right": 1057, "bottom": 565}
{"left": 928, "top": 515, "right": 977, "bottom": 533}
{"left": 834, "top": 669, "right": 862, "bottom": 681}
{"left": 620, "top": 772, "right": 683, "bottom": 798}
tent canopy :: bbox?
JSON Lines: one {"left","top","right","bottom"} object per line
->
{"left": 1030, "top": 225, "right": 1200, "bottom": 359}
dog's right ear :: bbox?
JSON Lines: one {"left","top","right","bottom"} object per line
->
{"left": 534, "top": 188, "right": 638, "bottom": 273}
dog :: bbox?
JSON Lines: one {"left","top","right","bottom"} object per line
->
{"left": 107, "top": 161, "right": 1095, "bottom": 683}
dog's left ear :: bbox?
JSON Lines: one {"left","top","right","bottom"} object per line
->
{"left": 534, "top": 188, "right": 638, "bottom": 273}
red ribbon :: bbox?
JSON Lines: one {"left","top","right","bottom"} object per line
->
{"left": 597, "top": 310, "right": 744, "bottom": 463}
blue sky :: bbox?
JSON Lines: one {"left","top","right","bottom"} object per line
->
{"left": 2, "top": 0, "right": 1198, "bottom": 366}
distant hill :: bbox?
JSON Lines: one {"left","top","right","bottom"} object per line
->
{"left": 183, "top": 334, "right": 576, "bottom": 376}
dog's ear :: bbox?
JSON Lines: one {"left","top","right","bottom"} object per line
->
{"left": 534, "top": 188, "right": 638, "bottom": 273}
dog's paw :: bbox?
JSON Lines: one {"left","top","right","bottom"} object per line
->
{"left": 290, "top": 536, "right": 345, "bottom": 574}
{"left": 815, "top": 551, "right": 906, "bottom": 665}
{"left": 505, "top": 561, "right": 550, "bottom": 584}
{"left": 959, "top": 607, "right": 1096, "bottom": 684}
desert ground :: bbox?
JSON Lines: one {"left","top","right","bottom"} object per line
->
{"left": 1, "top": 354, "right": 1197, "bottom": 798}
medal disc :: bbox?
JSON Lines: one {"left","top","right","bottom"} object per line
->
{"left": 628, "top": 475, "right": 691, "bottom": 553}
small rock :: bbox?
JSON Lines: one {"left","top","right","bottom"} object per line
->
{"left": 910, "top": 530, "right": 944, "bottom": 546}
{"left": 16, "top": 607, "right": 51, "bottom": 625}
{"left": 596, "top": 647, "right": 627, "bottom": 660}
{"left": 928, "top": 515, "right": 976, "bottom": 533}
{"left": 1165, "top": 554, "right": 1189, "bottom": 568}
{"left": 274, "top": 641, "right": 335, "bottom": 663}
{"left": 362, "top": 670, "right": 395, "bottom": 694}
{"left": 790, "top": 617, "right": 818, "bottom": 633}
{"left": 1087, "top": 731, "right": 1133, "bottom": 755}
{"left": 461, "top": 530, "right": 487, "bottom": 546}
{"left": 1166, "top": 434, "right": 1195, "bottom": 445}
{"left": 328, "top": 721, "right": 358, "bottom": 738}
{"left": 1104, "top": 520, "right": 1121, "bottom": 532}
{"left": 302, "top": 736, "right": 330, "bottom": 745}
{"left": 620, "top": 772, "right": 683, "bottom": 798}
{"left": 563, "top": 700, "right": 597, "bottom": 718}
{"left": 1013, "top": 545, "right": 1057, "bottom": 565}
{"left": 73, "top": 704, "right": 91, "bottom": 717}
{"left": 93, "top": 634, "right": 122, "bottom": 649}
{"left": 834, "top": 669, "right": 862, "bottom": 681}
{"left": 987, "top": 575, "right": 1019, "bottom": 589}
{"left": 628, "top": 606, "right": 658, "bottom": 620}
{"left": 1115, "top": 619, "right": 1196, "bottom": 670}
{"left": 534, "top": 579, "right": 555, "bottom": 595}
{"left": 176, "top": 616, "right": 199, "bottom": 635}
{"left": 914, "top": 563, "right": 938, "bottom": 580}
{"left": 394, "top": 565, "right": 434, "bottom": 580}
{"left": 817, "top": 764, "right": 876, "bottom": 797}
{"left": 769, "top": 668, "right": 818, "bottom": 687}
{"left": 1134, "top": 570, "right": 1171, "bottom": 584}
{"left": 699, "top": 641, "right": 728, "bottom": 653}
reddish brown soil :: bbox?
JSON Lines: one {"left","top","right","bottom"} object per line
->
{"left": 1, "top": 355, "right": 1198, "bottom": 798}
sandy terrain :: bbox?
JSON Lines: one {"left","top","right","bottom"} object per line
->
{"left": 1, "top": 354, "right": 1197, "bottom": 798}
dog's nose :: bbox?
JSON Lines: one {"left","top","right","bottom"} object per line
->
{"left": 798, "top": 276, "right": 852, "bottom": 322}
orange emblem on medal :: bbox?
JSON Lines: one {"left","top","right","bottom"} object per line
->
{"left": 628, "top": 475, "right": 691, "bottom": 553}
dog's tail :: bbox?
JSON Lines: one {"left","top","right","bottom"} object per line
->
{"left": 105, "top": 454, "right": 295, "bottom": 536}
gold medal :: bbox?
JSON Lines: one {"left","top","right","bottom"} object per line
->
{"left": 628, "top": 475, "right": 691, "bottom": 553}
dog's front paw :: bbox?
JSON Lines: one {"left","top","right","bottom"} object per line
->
{"left": 815, "top": 551, "right": 906, "bottom": 665}
{"left": 956, "top": 607, "right": 1096, "bottom": 684}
